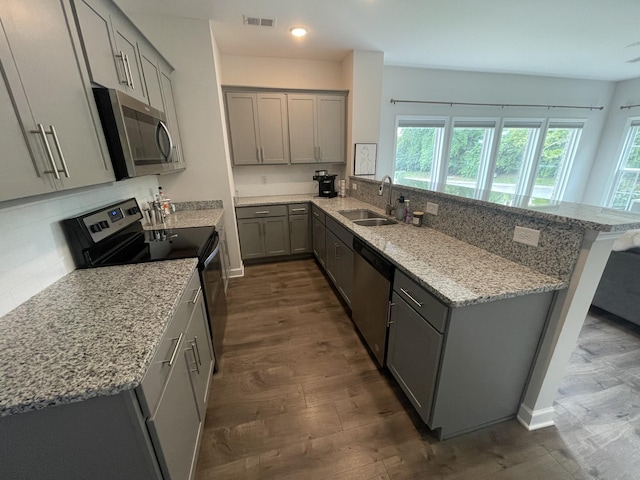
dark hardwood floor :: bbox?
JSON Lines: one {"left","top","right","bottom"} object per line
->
{"left": 195, "top": 259, "right": 640, "bottom": 479}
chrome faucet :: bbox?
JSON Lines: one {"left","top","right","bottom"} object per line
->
{"left": 378, "top": 175, "right": 394, "bottom": 215}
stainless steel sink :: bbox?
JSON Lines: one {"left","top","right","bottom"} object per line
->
{"left": 339, "top": 209, "right": 384, "bottom": 220}
{"left": 338, "top": 209, "right": 397, "bottom": 226}
{"left": 352, "top": 218, "right": 397, "bottom": 226}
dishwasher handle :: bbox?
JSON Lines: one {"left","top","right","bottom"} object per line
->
{"left": 353, "top": 237, "right": 394, "bottom": 282}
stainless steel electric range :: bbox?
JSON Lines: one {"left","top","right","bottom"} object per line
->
{"left": 62, "top": 198, "right": 227, "bottom": 369}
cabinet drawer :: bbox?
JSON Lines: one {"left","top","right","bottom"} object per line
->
{"left": 393, "top": 269, "right": 449, "bottom": 333}
{"left": 311, "top": 204, "right": 325, "bottom": 224}
{"left": 288, "top": 203, "right": 310, "bottom": 215}
{"left": 137, "top": 270, "right": 201, "bottom": 417}
{"left": 325, "top": 216, "right": 353, "bottom": 250}
{"left": 236, "top": 205, "right": 288, "bottom": 219}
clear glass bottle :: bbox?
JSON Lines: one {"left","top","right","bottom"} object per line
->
{"left": 404, "top": 200, "right": 411, "bottom": 223}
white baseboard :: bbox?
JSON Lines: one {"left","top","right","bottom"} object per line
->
{"left": 516, "top": 403, "right": 556, "bottom": 431}
{"left": 228, "top": 265, "right": 244, "bottom": 279}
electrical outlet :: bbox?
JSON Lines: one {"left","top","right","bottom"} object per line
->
{"left": 261, "top": 175, "right": 267, "bottom": 184}
{"left": 513, "top": 226, "right": 540, "bottom": 247}
{"left": 352, "top": 183, "right": 358, "bottom": 191}
{"left": 426, "top": 202, "right": 438, "bottom": 215}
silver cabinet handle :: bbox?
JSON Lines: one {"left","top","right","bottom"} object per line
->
{"left": 256, "top": 148, "right": 260, "bottom": 162}
{"left": 317, "top": 147, "right": 322, "bottom": 161}
{"left": 190, "top": 337, "right": 202, "bottom": 366}
{"left": 164, "top": 332, "right": 184, "bottom": 367}
{"left": 387, "top": 302, "right": 395, "bottom": 327}
{"left": 260, "top": 147, "right": 265, "bottom": 163}
{"left": 313, "top": 211, "right": 319, "bottom": 217}
{"left": 189, "top": 286, "right": 202, "bottom": 305}
{"left": 188, "top": 346, "right": 200, "bottom": 374}
{"left": 32, "top": 124, "right": 60, "bottom": 179}
{"left": 49, "top": 125, "right": 70, "bottom": 178}
{"left": 123, "top": 54, "right": 135, "bottom": 89}
{"left": 400, "top": 288, "right": 423, "bottom": 308}
{"left": 116, "top": 51, "right": 130, "bottom": 86}
{"left": 254, "top": 210, "right": 270, "bottom": 215}
{"left": 291, "top": 208, "right": 306, "bottom": 212}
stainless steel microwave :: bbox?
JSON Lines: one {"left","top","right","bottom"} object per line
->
{"left": 93, "top": 88, "right": 181, "bottom": 179}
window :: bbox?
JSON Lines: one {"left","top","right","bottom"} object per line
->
{"left": 609, "top": 120, "right": 640, "bottom": 210}
{"left": 393, "top": 116, "right": 584, "bottom": 205}
{"left": 394, "top": 119, "right": 445, "bottom": 190}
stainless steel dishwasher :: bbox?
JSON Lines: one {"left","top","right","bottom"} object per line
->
{"left": 352, "top": 237, "right": 395, "bottom": 367}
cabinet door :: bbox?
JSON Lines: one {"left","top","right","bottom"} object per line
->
{"left": 140, "top": 47, "right": 163, "bottom": 110}
{"left": 325, "top": 229, "right": 340, "bottom": 285}
{"left": 264, "top": 217, "right": 290, "bottom": 256}
{"left": 237, "top": 218, "right": 265, "bottom": 259}
{"left": 226, "top": 93, "right": 260, "bottom": 165}
{"left": 0, "top": 65, "right": 53, "bottom": 201}
{"left": 312, "top": 216, "right": 326, "bottom": 267}
{"left": 111, "top": 15, "right": 146, "bottom": 102}
{"left": 317, "top": 95, "right": 345, "bottom": 163}
{"left": 257, "top": 93, "right": 289, "bottom": 164}
{"left": 185, "top": 294, "right": 214, "bottom": 421}
{"left": 147, "top": 335, "right": 201, "bottom": 480}
{"left": 387, "top": 292, "right": 443, "bottom": 424}
{"left": 71, "top": 0, "right": 123, "bottom": 88}
{"left": 160, "top": 66, "right": 185, "bottom": 167}
{"left": 0, "top": 0, "right": 114, "bottom": 193}
{"left": 338, "top": 243, "right": 354, "bottom": 306}
{"left": 288, "top": 94, "right": 317, "bottom": 163}
{"left": 290, "top": 214, "right": 310, "bottom": 253}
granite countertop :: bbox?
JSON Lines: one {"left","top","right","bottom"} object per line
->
{"left": 237, "top": 195, "right": 566, "bottom": 307}
{"left": 141, "top": 208, "right": 224, "bottom": 230}
{"left": 0, "top": 259, "right": 198, "bottom": 417}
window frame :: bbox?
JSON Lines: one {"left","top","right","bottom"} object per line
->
{"left": 607, "top": 117, "right": 640, "bottom": 211}
{"left": 393, "top": 114, "right": 585, "bottom": 204}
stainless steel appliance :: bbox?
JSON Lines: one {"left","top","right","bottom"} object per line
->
{"left": 313, "top": 170, "right": 338, "bottom": 198}
{"left": 93, "top": 88, "right": 183, "bottom": 179}
{"left": 62, "top": 198, "right": 227, "bottom": 368}
{"left": 351, "top": 237, "right": 395, "bottom": 367}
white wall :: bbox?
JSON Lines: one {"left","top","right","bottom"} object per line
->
{"left": 220, "top": 54, "right": 349, "bottom": 196}
{"left": 0, "top": 176, "right": 159, "bottom": 317}
{"left": 128, "top": 14, "right": 243, "bottom": 276}
{"left": 583, "top": 77, "right": 640, "bottom": 206}
{"left": 378, "top": 66, "right": 615, "bottom": 202}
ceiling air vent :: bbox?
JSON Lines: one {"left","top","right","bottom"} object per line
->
{"left": 243, "top": 15, "right": 276, "bottom": 28}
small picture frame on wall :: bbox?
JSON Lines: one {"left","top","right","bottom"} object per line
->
{"left": 354, "top": 143, "right": 377, "bottom": 176}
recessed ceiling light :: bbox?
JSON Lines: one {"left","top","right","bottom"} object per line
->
{"left": 290, "top": 26, "right": 308, "bottom": 37}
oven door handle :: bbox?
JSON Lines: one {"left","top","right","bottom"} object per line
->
{"left": 202, "top": 235, "right": 221, "bottom": 269}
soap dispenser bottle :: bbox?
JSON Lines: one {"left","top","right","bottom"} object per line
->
{"left": 395, "top": 196, "right": 405, "bottom": 220}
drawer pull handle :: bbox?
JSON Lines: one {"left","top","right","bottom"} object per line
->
{"left": 313, "top": 211, "right": 319, "bottom": 217}
{"left": 255, "top": 211, "right": 270, "bottom": 215}
{"left": 291, "top": 208, "right": 306, "bottom": 212}
{"left": 190, "top": 286, "right": 202, "bottom": 305}
{"left": 164, "top": 332, "right": 184, "bottom": 367}
{"left": 188, "top": 346, "right": 200, "bottom": 374}
{"left": 400, "top": 288, "right": 423, "bottom": 307}
{"left": 190, "top": 337, "right": 202, "bottom": 365}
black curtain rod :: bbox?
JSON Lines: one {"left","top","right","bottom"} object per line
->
{"left": 620, "top": 104, "right": 640, "bottom": 110}
{"left": 389, "top": 98, "right": 604, "bottom": 111}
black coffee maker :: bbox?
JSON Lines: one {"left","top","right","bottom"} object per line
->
{"left": 313, "top": 170, "right": 337, "bottom": 198}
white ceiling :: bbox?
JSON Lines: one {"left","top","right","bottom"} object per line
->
{"left": 116, "top": 0, "right": 640, "bottom": 82}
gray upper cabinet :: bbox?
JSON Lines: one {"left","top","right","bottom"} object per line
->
{"left": 140, "top": 47, "right": 164, "bottom": 111}
{"left": 288, "top": 94, "right": 346, "bottom": 164}
{"left": 109, "top": 10, "right": 147, "bottom": 102}
{"left": 225, "top": 92, "right": 289, "bottom": 165}
{"left": 159, "top": 64, "right": 185, "bottom": 167}
{"left": 0, "top": 0, "right": 114, "bottom": 202}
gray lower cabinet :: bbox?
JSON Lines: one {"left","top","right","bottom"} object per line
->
{"left": 324, "top": 217, "right": 354, "bottom": 306}
{"left": 0, "top": 0, "right": 115, "bottom": 202}
{"left": 288, "top": 203, "right": 311, "bottom": 253}
{"left": 0, "top": 270, "right": 212, "bottom": 480}
{"left": 387, "top": 269, "right": 554, "bottom": 439}
{"left": 311, "top": 205, "right": 326, "bottom": 266}
{"left": 236, "top": 205, "right": 290, "bottom": 260}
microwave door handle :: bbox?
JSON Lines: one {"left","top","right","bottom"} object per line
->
{"left": 156, "top": 121, "right": 174, "bottom": 161}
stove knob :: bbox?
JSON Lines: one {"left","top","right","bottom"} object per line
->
{"left": 99, "top": 220, "right": 109, "bottom": 229}
{"left": 90, "top": 223, "right": 102, "bottom": 233}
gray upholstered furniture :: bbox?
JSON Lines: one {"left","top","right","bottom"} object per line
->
{"left": 592, "top": 247, "right": 640, "bottom": 327}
